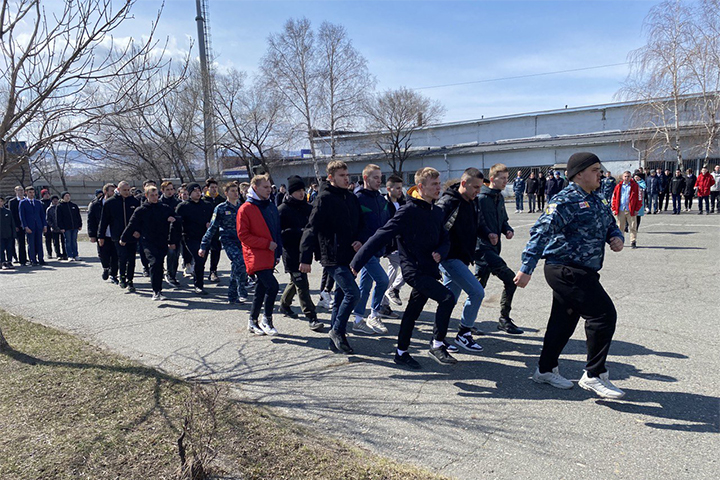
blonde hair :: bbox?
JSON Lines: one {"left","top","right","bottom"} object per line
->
{"left": 145, "top": 186, "right": 158, "bottom": 195}
{"left": 251, "top": 174, "right": 271, "bottom": 187}
{"left": 489, "top": 163, "right": 509, "bottom": 178}
{"left": 414, "top": 167, "right": 440, "bottom": 185}
{"left": 327, "top": 160, "right": 348, "bottom": 176}
{"left": 362, "top": 163, "right": 381, "bottom": 178}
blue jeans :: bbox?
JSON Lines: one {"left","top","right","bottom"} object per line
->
{"left": 672, "top": 194, "right": 682, "bottom": 213}
{"left": 353, "top": 255, "right": 389, "bottom": 317}
{"left": 440, "top": 258, "right": 485, "bottom": 329}
{"left": 64, "top": 229, "right": 79, "bottom": 258}
{"left": 326, "top": 265, "right": 360, "bottom": 335}
{"left": 515, "top": 194, "right": 523, "bottom": 211}
{"left": 223, "top": 241, "right": 248, "bottom": 301}
{"left": 650, "top": 193, "right": 659, "bottom": 212}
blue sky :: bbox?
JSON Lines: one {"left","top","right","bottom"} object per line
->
{"left": 126, "top": 0, "right": 665, "bottom": 123}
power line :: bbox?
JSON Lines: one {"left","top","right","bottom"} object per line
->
{"left": 413, "top": 62, "right": 630, "bottom": 90}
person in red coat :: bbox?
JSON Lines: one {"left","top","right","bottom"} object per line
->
{"left": 694, "top": 166, "right": 716, "bottom": 215}
{"left": 237, "top": 174, "right": 283, "bottom": 336}
{"left": 611, "top": 171, "right": 643, "bottom": 248}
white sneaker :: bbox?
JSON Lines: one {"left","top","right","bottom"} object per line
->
{"left": 259, "top": 314, "right": 278, "bottom": 336}
{"left": 152, "top": 292, "right": 167, "bottom": 301}
{"left": 385, "top": 289, "right": 402, "bottom": 306}
{"left": 532, "top": 367, "right": 574, "bottom": 389}
{"left": 238, "top": 295, "right": 248, "bottom": 303}
{"left": 317, "top": 291, "right": 332, "bottom": 309}
{"left": 183, "top": 263, "right": 193, "bottom": 278}
{"left": 353, "top": 318, "right": 376, "bottom": 335}
{"left": 578, "top": 371, "right": 625, "bottom": 399}
{"left": 248, "top": 319, "right": 265, "bottom": 336}
{"left": 366, "top": 313, "right": 388, "bottom": 334}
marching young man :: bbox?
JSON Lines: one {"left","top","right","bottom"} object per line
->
{"left": 200, "top": 182, "right": 249, "bottom": 305}
{"left": 120, "top": 186, "right": 178, "bottom": 301}
{"left": 278, "top": 176, "right": 323, "bottom": 331}
{"left": 300, "top": 161, "right": 364, "bottom": 354}
{"left": 238, "top": 175, "right": 283, "bottom": 336}
{"left": 436, "top": 167, "right": 486, "bottom": 352}
{"left": 99, "top": 181, "right": 141, "bottom": 292}
{"left": 160, "top": 181, "right": 181, "bottom": 287}
{"left": 88, "top": 183, "right": 118, "bottom": 282}
{"left": 203, "top": 178, "right": 226, "bottom": 282}
{"left": 474, "top": 164, "right": 525, "bottom": 335}
{"left": 515, "top": 152, "right": 626, "bottom": 399}
{"left": 351, "top": 167, "right": 456, "bottom": 368}
{"left": 381, "top": 175, "right": 407, "bottom": 310}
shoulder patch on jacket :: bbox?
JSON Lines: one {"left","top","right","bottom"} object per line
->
{"left": 545, "top": 203, "right": 557, "bottom": 214}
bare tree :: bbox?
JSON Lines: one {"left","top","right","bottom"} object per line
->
{"left": 214, "top": 69, "right": 291, "bottom": 179}
{"left": 261, "top": 18, "right": 322, "bottom": 179}
{"left": 317, "top": 21, "right": 374, "bottom": 158}
{"left": 363, "top": 86, "right": 445, "bottom": 177}
{"left": 0, "top": 0, "right": 174, "bottom": 350}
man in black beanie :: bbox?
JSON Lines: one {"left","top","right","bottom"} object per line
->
{"left": 278, "top": 175, "right": 323, "bottom": 331}
{"left": 515, "top": 152, "right": 627, "bottom": 399}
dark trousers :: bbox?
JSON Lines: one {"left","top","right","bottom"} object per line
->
{"left": 137, "top": 240, "right": 149, "bottom": 270}
{"left": 659, "top": 191, "right": 670, "bottom": 210}
{"left": 321, "top": 267, "right": 335, "bottom": 292}
{"left": 26, "top": 230, "right": 44, "bottom": 263}
{"left": 672, "top": 194, "right": 682, "bottom": 213}
{"left": 143, "top": 244, "right": 167, "bottom": 293}
{"left": 537, "top": 192, "right": 545, "bottom": 211}
{"left": 181, "top": 241, "right": 193, "bottom": 266}
{"left": 698, "top": 195, "right": 710, "bottom": 213}
{"left": 527, "top": 194, "right": 536, "bottom": 212}
{"left": 14, "top": 229, "right": 27, "bottom": 264}
{"left": 166, "top": 247, "right": 179, "bottom": 279}
{"left": 44, "top": 230, "right": 53, "bottom": 257}
{"left": 475, "top": 249, "right": 517, "bottom": 319}
{"left": 51, "top": 232, "right": 66, "bottom": 258}
{"left": 0, "top": 237, "right": 13, "bottom": 263}
{"left": 327, "top": 265, "right": 359, "bottom": 335}
{"left": 398, "top": 273, "right": 454, "bottom": 351}
{"left": 250, "top": 269, "right": 279, "bottom": 320}
{"left": 184, "top": 238, "right": 207, "bottom": 288}
{"left": 118, "top": 241, "right": 137, "bottom": 282}
{"left": 684, "top": 195, "right": 694, "bottom": 210}
{"left": 539, "top": 264, "right": 617, "bottom": 377}
{"left": 209, "top": 243, "right": 221, "bottom": 273}
{"left": 515, "top": 194, "right": 523, "bottom": 211}
{"left": 98, "top": 238, "right": 118, "bottom": 277}
{"left": 711, "top": 191, "right": 720, "bottom": 211}
{"left": 281, "top": 271, "right": 317, "bottom": 319}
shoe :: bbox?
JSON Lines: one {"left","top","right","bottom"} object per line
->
{"left": 152, "top": 292, "right": 167, "bottom": 301}
{"left": 442, "top": 339, "right": 459, "bottom": 353}
{"left": 532, "top": 366, "right": 573, "bottom": 389}
{"left": 38, "top": 260, "right": 47, "bottom": 266}
{"left": 308, "top": 318, "right": 324, "bottom": 331}
{"left": 238, "top": 295, "right": 248, "bottom": 303}
{"left": 166, "top": 274, "right": 180, "bottom": 287}
{"left": 498, "top": 317, "right": 524, "bottom": 335}
{"left": 317, "top": 290, "right": 332, "bottom": 309}
{"left": 394, "top": 351, "right": 421, "bottom": 369}
{"left": 428, "top": 344, "right": 458, "bottom": 365}
{"left": 279, "top": 304, "right": 298, "bottom": 318}
{"left": 376, "top": 305, "right": 399, "bottom": 319}
{"left": 119, "top": 278, "right": 127, "bottom": 289}
{"left": 31, "top": 261, "right": 38, "bottom": 266}
{"left": 248, "top": 319, "right": 265, "bottom": 336}
{"left": 183, "top": 264, "right": 193, "bottom": 278}
{"left": 126, "top": 283, "right": 136, "bottom": 293}
{"left": 353, "top": 318, "right": 377, "bottom": 335}
{"left": 109, "top": 276, "right": 119, "bottom": 285}
{"left": 385, "top": 288, "right": 402, "bottom": 306}
{"left": 259, "top": 314, "right": 278, "bottom": 335}
{"left": 102, "top": 268, "right": 110, "bottom": 281}
{"left": 454, "top": 332, "right": 483, "bottom": 352}
{"left": 194, "top": 287, "right": 208, "bottom": 295}
{"left": 578, "top": 371, "right": 625, "bottom": 399}
{"left": 470, "top": 326, "right": 486, "bottom": 336}
{"left": 366, "top": 313, "right": 389, "bottom": 333}
{"left": 208, "top": 271, "right": 219, "bottom": 282}
{"left": 631, "top": 241, "right": 637, "bottom": 249}
{"left": 1, "top": 263, "right": 9, "bottom": 270}
{"left": 143, "top": 268, "right": 150, "bottom": 277}
{"left": 698, "top": 211, "right": 704, "bottom": 215}
{"left": 329, "top": 329, "right": 353, "bottom": 354}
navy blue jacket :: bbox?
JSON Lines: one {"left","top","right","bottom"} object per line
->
{"left": 19, "top": 198, "right": 47, "bottom": 231}
{"left": 351, "top": 196, "right": 450, "bottom": 282}
{"left": 356, "top": 188, "right": 391, "bottom": 256}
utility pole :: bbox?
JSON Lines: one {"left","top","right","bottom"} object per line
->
{"left": 195, "top": 0, "right": 216, "bottom": 178}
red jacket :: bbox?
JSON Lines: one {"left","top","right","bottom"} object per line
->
{"left": 237, "top": 202, "right": 275, "bottom": 275}
{"left": 611, "top": 180, "right": 642, "bottom": 216}
{"left": 695, "top": 172, "right": 716, "bottom": 197}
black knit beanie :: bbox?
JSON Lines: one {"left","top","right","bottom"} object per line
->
{"left": 287, "top": 175, "right": 306, "bottom": 194}
{"left": 567, "top": 152, "right": 601, "bottom": 180}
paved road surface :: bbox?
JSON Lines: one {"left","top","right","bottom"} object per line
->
{"left": 1, "top": 211, "right": 718, "bottom": 479}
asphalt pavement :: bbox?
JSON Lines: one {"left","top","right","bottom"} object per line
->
{"left": 1, "top": 209, "right": 718, "bottom": 479}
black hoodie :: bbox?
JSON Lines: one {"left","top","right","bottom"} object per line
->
{"left": 475, "top": 185, "right": 512, "bottom": 255}
{"left": 300, "top": 181, "right": 364, "bottom": 268}
{"left": 279, "top": 195, "right": 312, "bottom": 272}
{"left": 436, "top": 183, "right": 480, "bottom": 265}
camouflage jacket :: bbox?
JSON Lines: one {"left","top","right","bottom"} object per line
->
{"left": 201, "top": 200, "right": 241, "bottom": 249}
{"left": 520, "top": 182, "right": 623, "bottom": 275}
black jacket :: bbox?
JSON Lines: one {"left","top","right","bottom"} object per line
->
{"left": 545, "top": 177, "right": 563, "bottom": 199}
{"left": 161, "top": 194, "right": 180, "bottom": 211}
{"left": 475, "top": 185, "right": 513, "bottom": 255}
{"left": 436, "top": 184, "right": 480, "bottom": 265}
{"left": 300, "top": 182, "right": 364, "bottom": 268}
{"left": 351, "top": 196, "right": 450, "bottom": 282}
{"left": 8, "top": 197, "right": 22, "bottom": 231}
{"left": 121, "top": 201, "right": 179, "bottom": 249}
{"left": 525, "top": 178, "right": 539, "bottom": 194}
{"left": 537, "top": 176, "right": 547, "bottom": 195}
{"left": 87, "top": 197, "right": 104, "bottom": 238}
{"left": 384, "top": 193, "right": 406, "bottom": 253}
{"left": 56, "top": 201, "right": 82, "bottom": 231}
{"left": 670, "top": 175, "right": 686, "bottom": 196}
{"left": 172, "top": 199, "right": 214, "bottom": 242}
{"left": 0, "top": 206, "right": 15, "bottom": 239}
{"left": 684, "top": 174, "right": 697, "bottom": 196}
{"left": 278, "top": 195, "right": 312, "bottom": 273}
{"left": 99, "top": 193, "right": 141, "bottom": 241}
